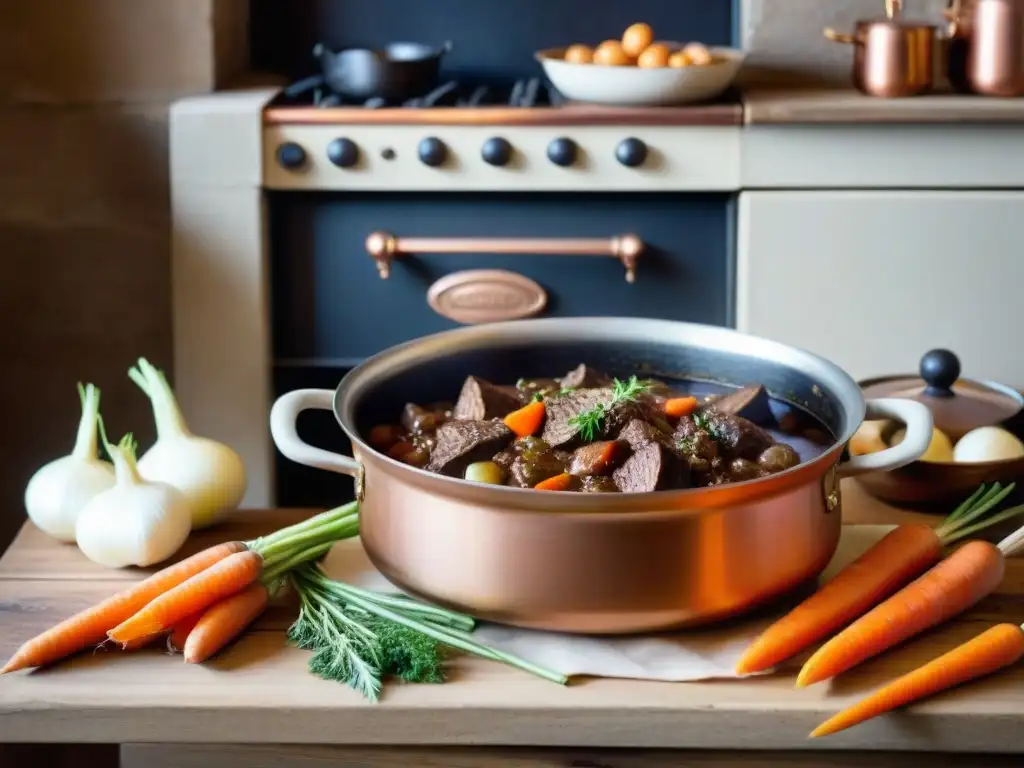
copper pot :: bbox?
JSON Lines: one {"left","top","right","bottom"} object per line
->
{"left": 270, "top": 318, "right": 932, "bottom": 634}
{"left": 824, "top": 0, "right": 938, "bottom": 97}
{"left": 960, "top": 0, "right": 1024, "bottom": 96}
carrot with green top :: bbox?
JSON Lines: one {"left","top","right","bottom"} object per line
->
{"left": 107, "top": 550, "right": 264, "bottom": 643}
{"left": 735, "top": 483, "right": 1022, "bottom": 676}
{"left": 664, "top": 396, "right": 698, "bottom": 418}
{"left": 796, "top": 518, "right": 1024, "bottom": 687}
{"left": 1, "top": 541, "right": 245, "bottom": 673}
{"left": 810, "top": 622, "right": 1024, "bottom": 738}
{"left": 183, "top": 582, "right": 270, "bottom": 663}
{"left": 504, "top": 401, "right": 546, "bottom": 437}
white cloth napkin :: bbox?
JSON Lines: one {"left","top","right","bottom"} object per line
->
{"left": 323, "top": 524, "right": 896, "bottom": 682}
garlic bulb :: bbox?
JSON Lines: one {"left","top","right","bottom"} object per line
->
{"left": 129, "top": 358, "right": 247, "bottom": 529}
{"left": 75, "top": 429, "right": 192, "bottom": 569}
{"left": 25, "top": 383, "right": 115, "bottom": 542}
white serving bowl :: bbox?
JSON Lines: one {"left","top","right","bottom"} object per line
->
{"left": 535, "top": 45, "right": 745, "bottom": 106}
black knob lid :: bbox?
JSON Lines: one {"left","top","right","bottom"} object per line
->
{"left": 616, "top": 137, "right": 648, "bottom": 167}
{"left": 547, "top": 137, "right": 577, "bottom": 167}
{"left": 920, "top": 349, "right": 960, "bottom": 397}
{"left": 327, "top": 137, "right": 359, "bottom": 168}
{"left": 276, "top": 142, "right": 307, "bottom": 170}
{"left": 481, "top": 137, "right": 513, "bottom": 167}
{"left": 418, "top": 136, "right": 448, "bottom": 167}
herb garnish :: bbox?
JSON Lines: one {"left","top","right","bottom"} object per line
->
{"left": 569, "top": 376, "right": 651, "bottom": 442}
{"left": 693, "top": 409, "right": 726, "bottom": 442}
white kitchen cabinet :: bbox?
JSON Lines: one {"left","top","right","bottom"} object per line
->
{"left": 737, "top": 191, "right": 1024, "bottom": 389}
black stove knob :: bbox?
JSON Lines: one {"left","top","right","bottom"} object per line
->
{"left": 418, "top": 136, "right": 448, "bottom": 167}
{"left": 276, "top": 142, "right": 307, "bottom": 170}
{"left": 616, "top": 137, "right": 648, "bottom": 168}
{"left": 547, "top": 137, "right": 578, "bottom": 167}
{"left": 327, "top": 138, "right": 359, "bottom": 168}
{"left": 481, "top": 137, "right": 513, "bottom": 166}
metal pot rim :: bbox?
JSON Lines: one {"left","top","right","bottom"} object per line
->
{"left": 329, "top": 317, "right": 866, "bottom": 509}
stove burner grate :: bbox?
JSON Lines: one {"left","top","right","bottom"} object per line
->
{"left": 279, "top": 75, "right": 563, "bottom": 109}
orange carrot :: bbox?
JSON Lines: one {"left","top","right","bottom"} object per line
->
{"left": 797, "top": 538, "right": 1010, "bottom": 687}
{"left": 166, "top": 612, "right": 204, "bottom": 653}
{"left": 183, "top": 583, "right": 270, "bottom": 664}
{"left": 811, "top": 622, "right": 1024, "bottom": 738}
{"left": 535, "top": 472, "right": 573, "bottom": 491}
{"left": 118, "top": 632, "right": 163, "bottom": 651}
{"left": 664, "top": 396, "right": 698, "bottom": 418}
{"left": 1, "top": 540, "right": 245, "bottom": 673}
{"left": 504, "top": 401, "right": 546, "bottom": 437}
{"left": 107, "top": 550, "right": 263, "bottom": 644}
{"left": 735, "top": 483, "right": 1022, "bottom": 676}
{"left": 736, "top": 523, "right": 943, "bottom": 675}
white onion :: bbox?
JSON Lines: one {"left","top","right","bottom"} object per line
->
{"left": 24, "top": 383, "right": 115, "bottom": 542}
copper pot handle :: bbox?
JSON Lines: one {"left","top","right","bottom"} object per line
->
{"left": 270, "top": 389, "right": 365, "bottom": 500}
{"left": 823, "top": 28, "right": 859, "bottom": 44}
{"left": 838, "top": 398, "right": 933, "bottom": 478}
{"left": 366, "top": 231, "right": 644, "bottom": 284}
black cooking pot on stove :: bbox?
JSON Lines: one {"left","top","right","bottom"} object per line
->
{"left": 313, "top": 40, "right": 454, "bottom": 101}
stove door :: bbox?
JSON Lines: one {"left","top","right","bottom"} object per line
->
{"left": 270, "top": 191, "right": 735, "bottom": 361}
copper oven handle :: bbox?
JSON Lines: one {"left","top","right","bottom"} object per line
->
{"left": 365, "top": 231, "right": 644, "bottom": 284}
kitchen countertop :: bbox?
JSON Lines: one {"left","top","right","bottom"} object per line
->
{"left": 742, "top": 87, "right": 1024, "bottom": 124}
{"left": 3, "top": 480, "right": 1024, "bottom": 764}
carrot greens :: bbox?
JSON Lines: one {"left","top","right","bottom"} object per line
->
{"left": 288, "top": 562, "right": 568, "bottom": 701}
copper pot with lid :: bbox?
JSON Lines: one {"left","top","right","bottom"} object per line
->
{"left": 824, "top": 0, "right": 938, "bottom": 97}
{"left": 853, "top": 348, "right": 1024, "bottom": 507}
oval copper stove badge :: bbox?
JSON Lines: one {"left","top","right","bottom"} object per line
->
{"left": 427, "top": 269, "right": 547, "bottom": 325}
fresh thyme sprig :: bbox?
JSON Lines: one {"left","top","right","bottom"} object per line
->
{"left": 569, "top": 375, "right": 651, "bottom": 442}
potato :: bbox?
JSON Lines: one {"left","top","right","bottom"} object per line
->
{"left": 621, "top": 23, "right": 654, "bottom": 58}
{"left": 849, "top": 420, "right": 889, "bottom": 456}
{"left": 593, "top": 40, "right": 632, "bottom": 66}
{"left": 465, "top": 461, "right": 506, "bottom": 485}
{"left": 564, "top": 44, "right": 593, "bottom": 64}
{"left": 682, "top": 42, "right": 713, "bottom": 66}
{"left": 637, "top": 43, "right": 671, "bottom": 68}
{"left": 668, "top": 50, "right": 694, "bottom": 68}
{"left": 891, "top": 426, "right": 954, "bottom": 463}
{"left": 953, "top": 426, "right": 1024, "bottom": 463}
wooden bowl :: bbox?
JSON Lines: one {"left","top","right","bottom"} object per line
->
{"left": 853, "top": 375, "right": 1024, "bottom": 511}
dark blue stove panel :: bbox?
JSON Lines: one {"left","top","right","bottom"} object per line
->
{"left": 251, "top": 0, "right": 735, "bottom": 83}
{"left": 269, "top": 191, "right": 735, "bottom": 363}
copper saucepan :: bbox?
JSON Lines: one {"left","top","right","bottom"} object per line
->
{"left": 824, "top": 0, "right": 938, "bottom": 97}
{"left": 270, "top": 317, "right": 932, "bottom": 634}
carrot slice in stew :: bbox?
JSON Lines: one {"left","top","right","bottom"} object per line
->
{"left": 504, "top": 401, "right": 546, "bottom": 437}
{"left": 535, "top": 472, "right": 573, "bottom": 491}
{"left": 664, "top": 397, "right": 698, "bottom": 418}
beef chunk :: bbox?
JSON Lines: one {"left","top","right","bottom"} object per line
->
{"left": 694, "top": 409, "right": 776, "bottom": 460}
{"left": 569, "top": 440, "right": 628, "bottom": 477}
{"left": 452, "top": 376, "right": 522, "bottom": 421}
{"left": 706, "top": 385, "right": 774, "bottom": 425}
{"left": 560, "top": 364, "right": 612, "bottom": 390}
{"left": 425, "top": 420, "right": 514, "bottom": 477}
{"left": 611, "top": 418, "right": 689, "bottom": 492}
{"left": 541, "top": 388, "right": 614, "bottom": 448}
{"left": 613, "top": 441, "right": 688, "bottom": 493}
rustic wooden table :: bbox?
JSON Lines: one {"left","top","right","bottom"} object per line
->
{"left": 2, "top": 480, "right": 1024, "bottom": 768}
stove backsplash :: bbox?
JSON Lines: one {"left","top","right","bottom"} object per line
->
{"left": 251, "top": 0, "right": 735, "bottom": 84}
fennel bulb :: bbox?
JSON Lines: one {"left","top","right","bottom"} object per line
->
{"left": 129, "top": 358, "right": 247, "bottom": 529}
{"left": 76, "top": 429, "right": 192, "bottom": 569}
{"left": 24, "top": 383, "right": 115, "bottom": 542}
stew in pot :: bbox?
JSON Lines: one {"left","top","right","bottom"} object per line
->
{"left": 367, "top": 364, "right": 832, "bottom": 492}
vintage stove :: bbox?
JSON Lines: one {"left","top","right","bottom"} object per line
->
{"left": 169, "top": 64, "right": 743, "bottom": 509}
